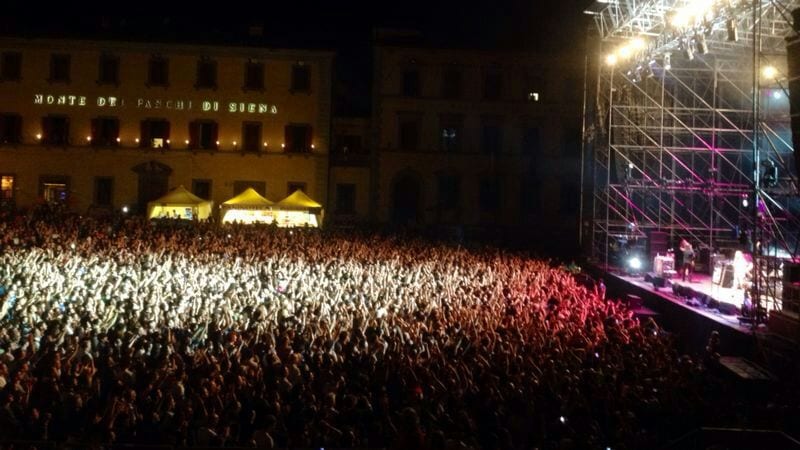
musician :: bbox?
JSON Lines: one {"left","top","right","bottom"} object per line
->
{"left": 679, "top": 239, "right": 695, "bottom": 282}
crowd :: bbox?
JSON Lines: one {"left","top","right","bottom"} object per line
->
{"left": 0, "top": 211, "right": 795, "bottom": 449}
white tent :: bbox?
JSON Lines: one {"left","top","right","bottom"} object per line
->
{"left": 220, "top": 187, "right": 276, "bottom": 224}
{"left": 147, "top": 185, "right": 213, "bottom": 220}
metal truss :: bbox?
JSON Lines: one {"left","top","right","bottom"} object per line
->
{"left": 584, "top": 0, "right": 800, "bottom": 320}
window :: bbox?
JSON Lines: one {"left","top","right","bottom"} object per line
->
{"left": 398, "top": 115, "right": 420, "bottom": 151}
{"left": 402, "top": 69, "right": 421, "bottom": 97}
{"left": 562, "top": 127, "right": 580, "bottom": 156}
{"left": 479, "top": 178, "right": 500, "bottom": 212}
{"left": 98, "top": 54, "right": 119, "bottom": 85}
{"left": 242, "top": 122, "right": 262, "bottom": 153}
{"left": 91, "top": 117, "right": 120, "bottom": 147}
{"left": 1, "top": 52, "right": 22, "bottom": 81}
{"left": 560, "top": 182, "right": 579, "bottom": 215}
{"left": 233, "top": 180, "right": 265, "bottom": 197}
{"left": 291, "top": 63, "right": 311, "bottom": 92}
{"left": 192, "top": 179, "right": 212, "bottom": 200}
{"left": 442, "top": 68, "right": 462, "bottom": 99}
{"left": 333, "top": 135, "right": 363, "bottom": 154}
{"left": 244, "top": 60, "right": 264, "bottom": 91}
{"left": 196, "top": 57, "right": 217, "bottom": 89}
{"left": 147, "top": 56, "right": 169, "bottom": 86}
{"left": 439, "top": 114, "right": 463, "bottom": 152}
{"left": 140, "top": 119, "right": 171, "bottom": 148}
{"left": 94, "top": 177, "right": 114, "bottom": 206}
{"left": 39, "top": 176, "right": 69, "bottom": 204}
{"left": 287, "top": 181, "right": 306, "bottom": 195}
{"left": 42, "top": 116, "right": 69, "bottom": 146}
{"left": 284, "top": 124, "right": 312, "bottom": 153}
{"left": 335, "top": 183, "right": 356, "bottom": 214}
{"left": 525, "top": 72, "right": 545, "bottom": 101}
{"left": 437, "top": 174, "right": 460, "bottom": 209}
{"left": 522, "top": 127, "right": 541, "bottom": 155}
{"left": 189, "top": 120, "right": 218, "bottom": 150}
{"left": 0, "top": 114, "right": 22, "bottom": 144}
{"left": 0, "top": 175, "right": 15, "bottom": 202}
{"left": 49, "top": 54, "right": 71, "bottom": 83}
{"left": 481, "top": 117, "right": 503, "bottom": 154}
{"left": 483, "top": 71, "right": 503, "bottom": 100}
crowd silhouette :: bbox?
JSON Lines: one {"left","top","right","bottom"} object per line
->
{"left": 0, "top": 210, "right": 798, "bottom": 449}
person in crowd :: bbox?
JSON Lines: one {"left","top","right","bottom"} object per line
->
{"left": 0, "top": 207, "right": 796, "bottom": 449}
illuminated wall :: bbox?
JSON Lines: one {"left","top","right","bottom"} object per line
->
{"left": 0, "top": 37, "right": 332, "bottom": 213}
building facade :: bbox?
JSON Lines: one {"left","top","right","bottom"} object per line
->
{"left": 370, "top": 41, "right": 583, "bottom": 247}
{"left": 0, "top": 37, "right": 332, "bottom": 215}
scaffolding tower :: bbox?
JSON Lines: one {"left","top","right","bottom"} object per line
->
{"left": 582, "top": 0, "right": 800, "bottom": 322}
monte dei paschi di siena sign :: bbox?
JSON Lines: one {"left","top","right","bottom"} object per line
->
{"left": 33, "top": 93, "right": 279, "bottom": 115}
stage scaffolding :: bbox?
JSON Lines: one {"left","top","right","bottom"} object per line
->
{"left": 582, "top": 0, "right": 800, "bottom": 320}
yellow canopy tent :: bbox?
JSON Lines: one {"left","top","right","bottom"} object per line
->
{"left": 220, "top": 187, "right": 276, "bottom": 224}
{"left": 147, "top": 185, "right": 213, "bottom": 220}
{"left": 274, "top": 189, "right": 324, "bottom": 227}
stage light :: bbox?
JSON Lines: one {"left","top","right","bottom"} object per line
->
{"left": 605, "top": 54, "right": 618, "bottom": 66}
{"left": 671, "top": 11, "right": 690, "bottom": 29}
{"left": 645, "top": 61, "right": 655, "bottom": 78}
{"left": 618, "top": 45, "right": 632, "bottom": 59}
{"left": 742, "top": 197, "right": 749, "bottom": 207}
{"left": 629, "top": 256, "right": 643, "bottom": 271}
{"left": 762, "top": 66, "right": 777, "bottom": 79}
{"left": 630, "top": 37, "right": 646, "bottom": 50}
{"left": 773, "top": 90, "right": 782, "bottom": 99}
{"left": 663, "top": 53, "right": 671, "bottom": 70}
{"left": 694, "top": 34, "right": 708, "bottom": 55}
{"left": 726, "top": 18, "right": 738, "bottom": 42}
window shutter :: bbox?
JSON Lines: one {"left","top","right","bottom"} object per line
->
{"left": 211, "top": 122, "right": 219, "bottom": 149}
{"left": 111, "top": 119, "right": 120, "bottom": 144}
{"left": 42, "top": 117, "right": 52, "bottom": 144}
{"left": 90, "top": 118, "right": 99, "bottom": 144}
{"left": 12, "top": 116, "right": 21, "bottom": 143}
{"left": 189, "top": 121, "right": 200, "bottom": 148}
{"left": 140, "top": 120, "right": 150, "bottom": 148}
{"left": 284, "top": 125, "right": 294, "bottom": 151}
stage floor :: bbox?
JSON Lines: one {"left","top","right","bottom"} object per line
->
{"left": 611, "top": 272, "right": 753, "bottom": 334}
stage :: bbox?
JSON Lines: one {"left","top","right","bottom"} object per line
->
{"left": 613, "top": 272, "right": 752, "bottom": 334}
{"left": 592, "top": 266, "right": 760, "bottom": 355}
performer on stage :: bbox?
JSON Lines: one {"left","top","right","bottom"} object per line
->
{"left": 679, "top": 239, "right": 695, "bottom": 282}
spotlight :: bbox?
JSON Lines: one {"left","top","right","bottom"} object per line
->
{"left": 762, "top": 66, "right": 777, "bottom": 79}
{"left": 742, "top": 197, "right": 749, "bottom": 207}
{"left": 662, "top": 53, "right": 671, "bottom": 71}
{"left": 628, "top": 257, "right": 643, "bottom": 271}
{"left": 773, "top": 90, "right": 782, "bottom": 99}
{"left": 694, "top": 34, "right": 708, "bottom": 55}
{"left": 681, "top": 40, "right": 694, "bottom": 61}
{"left": 726, "top": 18, "right": 738, "bottom": 42}
{"left": 762, "top": 160, "right": 779, "bottom": 187}
{"left": 645, "top": 60, "right": 655, "bottom": 78}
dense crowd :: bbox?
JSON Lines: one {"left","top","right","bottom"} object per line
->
{"left": 0, "top": 211, "right": 795, "bottom": 449}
